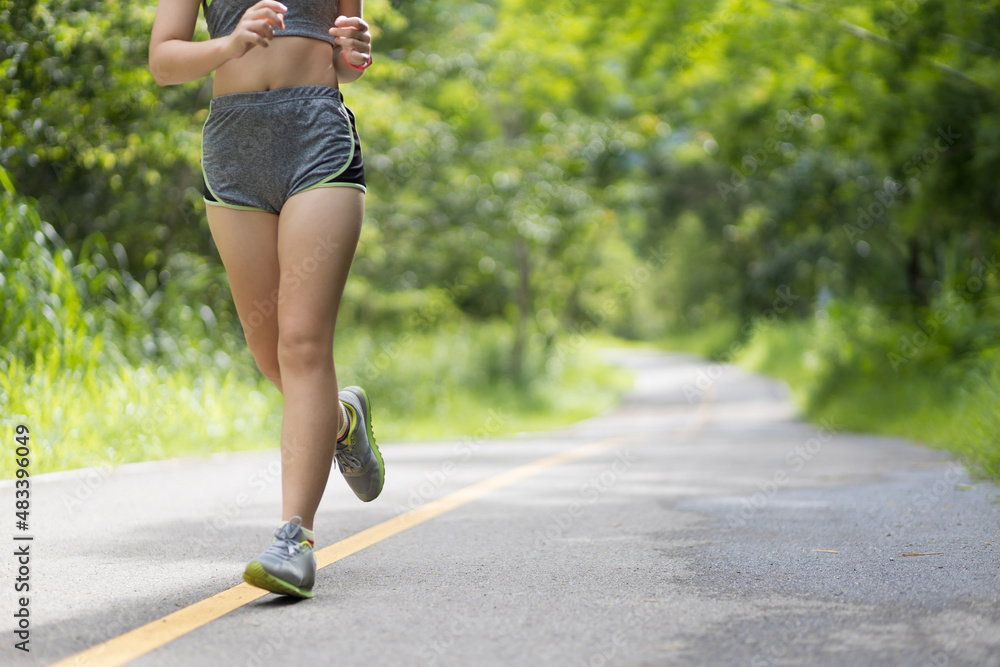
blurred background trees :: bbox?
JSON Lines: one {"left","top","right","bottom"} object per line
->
{"left": 2, "top": 0, "right": 999, "bottom": 474}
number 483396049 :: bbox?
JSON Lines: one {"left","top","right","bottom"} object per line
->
{"left": 14, "top": 425, "right": 30, "bottom": 529}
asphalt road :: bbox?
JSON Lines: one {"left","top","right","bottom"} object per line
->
{"left": 1, "top": 350, "right": 998, "bottom": 666}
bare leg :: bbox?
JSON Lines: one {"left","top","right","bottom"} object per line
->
{"left": 207, "top": 189, "right": 362, "bottom": 530}
{"left": 275, "top": 187, "right": 364, "bottom": 530}
{"left": 206, "top": 206, "right": 283, "bottom": 391}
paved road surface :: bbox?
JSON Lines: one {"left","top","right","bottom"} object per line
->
{"left": 1, "top": 351, "right": 998, "bottom": 666}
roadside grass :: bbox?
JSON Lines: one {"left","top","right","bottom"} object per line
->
{"left": 335, "top": 326, "right": 633, "bottom": 441}
{"left": 2, "top": 172, "right": 634, "bottom": 479}
{"left": 0, "top": 332, "right": 632, "bottom": 479}
{"left": 380, "top": 354, "right": 632, "bottom": 441}
{"left": 1, "top": 354, "right": 281, "bottom": 479}
{"left": 656, "top": 319, "right": 742, "bottom": 359}
{"left": 662, "top": 317, "right": 1000, "bottom": 482}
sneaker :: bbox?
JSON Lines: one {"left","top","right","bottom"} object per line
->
{"left": 336, "top": 386, "right": 385, "bottom": 502}
{"left": 243, "top": 517, "right": 316, "bottom": 598}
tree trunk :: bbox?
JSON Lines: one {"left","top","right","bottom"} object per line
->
{"left": 906, "top": 237, "right": 929, "bottom": 310}
{"left": 510, "top": 235, "right": 532, "bottom": 382}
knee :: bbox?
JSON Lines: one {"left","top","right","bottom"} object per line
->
{"left": 260, "top": 366, "right": 283, "bottom": 392}
{"left": 277, "top": 323, "right": 333, "bottom": 374}
{"left": 246, "top": 345, "right": 282, "bottom": 389}
{"left": 252, "top": 350, "right": 278, "bottom": 377}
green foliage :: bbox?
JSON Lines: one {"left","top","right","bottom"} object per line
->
{"left": 736, "top": 311, "right": 1000, "bottom": 479}
{"left": 644, "top": 0, "right": 1000, "bottom": 320}
{"left": 0, "top": 169, "right": 628, "bottom": 477}
{"left": 0, "top": 165, "right": 242, "bottom": 373}
{"left": 3, "top": 0, "right": 1000, "bottom": 475}
{"left": 0, "top": 172, "right": 276, "bottom": 476}
{"left": 1, "top": 0, "right": 210, "bottom": 265}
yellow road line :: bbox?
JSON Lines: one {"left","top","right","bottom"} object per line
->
{"left": 49, "top": 436, "right": 631, "bottom": 667}
{"left": 675, "top": 383, "right": 717, "bottom": 440}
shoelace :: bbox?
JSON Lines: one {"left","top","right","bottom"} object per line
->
{"left": 269, "top": 519, "right": 310, "bottom": 557}
{"left": 283, "top": 539, "right": 307, "bottom": 556}
{"left": 334, "top": 443, "right": 363, "bottom": 473}
{"left": 263, "top": 537, "right": 309, "bottom": 559}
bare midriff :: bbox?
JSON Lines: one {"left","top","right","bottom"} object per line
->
{"left": 212, "top": 36, "right": 338, "bottom": 97}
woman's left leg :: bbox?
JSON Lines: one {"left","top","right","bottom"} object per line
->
{"left": 274, "top": 185, "right": 365, "bottom": 529}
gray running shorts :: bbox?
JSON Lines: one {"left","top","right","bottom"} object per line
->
{"left": 202, "top": 85, "right": 365, "bottom": 215}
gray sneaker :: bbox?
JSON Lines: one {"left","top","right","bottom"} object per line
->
{"left": 336, "top": 386, "right": 385, "bottom": 502}
{"left": 243, "top": 517, "right": 316, "bottom": 598}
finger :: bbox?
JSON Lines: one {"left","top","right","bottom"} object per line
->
{"left": 336, "top": 37, "right": 368, "bottom": 54}
{"left": 239, "top": 23, "right": 274, "bottom": 46}
{"left": 331, "top": 34, "right": 361, "bottom": 50}
{"left": 333, "top": 16, "right": 369, "bottom": 31}
{"left": 343, "top": 49, "right": 371, "bottom": 67}
{"left": 249, "top": 8, "right": 285, "bottom": 30}
{"left": 249, "top": 26, "right": 272, "bottom": 44}
{"left": 329, "top": 31, "right": 371, "bottom": 49}
{"left": 247, "top": 19, "right": 275, "bottom": 39}
{"left": 329, "top": 27, "right": 370, "bottom": 41}
{"left": 253, "top": 0, "right": 288, "bottom": 14}
{"left": 237, "top": 28, "right": 268, "bottom": 49}
{"left": 338, "top": 40, "right": 371, "bottom": 57}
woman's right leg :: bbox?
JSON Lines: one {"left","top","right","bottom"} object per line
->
{"left": 208, "top": 203, "right": 324, "bottom": 598}
{"left": 206, "top": 205, "right": 283, "bottom": 391}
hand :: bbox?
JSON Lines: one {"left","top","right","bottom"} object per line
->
{"left": 329, "top": 15, "right": 372, "bottom": 69}
{"left": 226, "top": 1, "right": 288, "bottom": 59}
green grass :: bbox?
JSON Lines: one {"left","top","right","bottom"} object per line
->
{"left": 0, "top": 173, "right": 633, "bottom": 479}
{"left": 657, "top": 319, "right": 742, "bottom": 359}
{"left": 386, "top": 345, "right": 633, "bottom": 440}
{"left": 0, "top": 332, "right": 632, "bottom": 479}
{"left": 674, "top": 317, "right": 1000, "bottom": 482}
{"left": 1, "top": 355, "right": 281, "bottom": 478}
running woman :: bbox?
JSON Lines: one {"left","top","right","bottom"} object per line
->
{"left": 149, "top": 0, "right": 384, "bottom": 598}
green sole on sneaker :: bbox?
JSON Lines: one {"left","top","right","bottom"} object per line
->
{"left": 355, "top": 386, "right": 385, "bottom": 497}
{"left": 243, "top": 562, "right": 314, "bottom": 599}
{"left": 358, "top": 387, "right": 385, "bottom": 493}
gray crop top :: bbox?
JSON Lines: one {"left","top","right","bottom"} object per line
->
{"left": 204, "top": 0, "right": 340, "bottom": 48}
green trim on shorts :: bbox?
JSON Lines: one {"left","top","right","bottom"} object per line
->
{"left": 297, "top": 105, "right": 357, "bottom": 191}
{"left": 202, "top": 97, "right": 364, "bottom": 209}
{"left": 199, "top": 105, "right": 246, "bottom": 210}
{"left": 200, "top": 104, "right": 271, "bottom": 212}
{"left": 202, "top": 197, "right": 271, "bottom": 212}
{"left": 299, "top": 182, "right": 368, "bottom": 194}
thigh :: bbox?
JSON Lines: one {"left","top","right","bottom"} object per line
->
{"left": 276, "top": 187, "right": 365, "bottom": 341}
{"left": 206, "top": 205, "right": 281, "bottom": 360}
